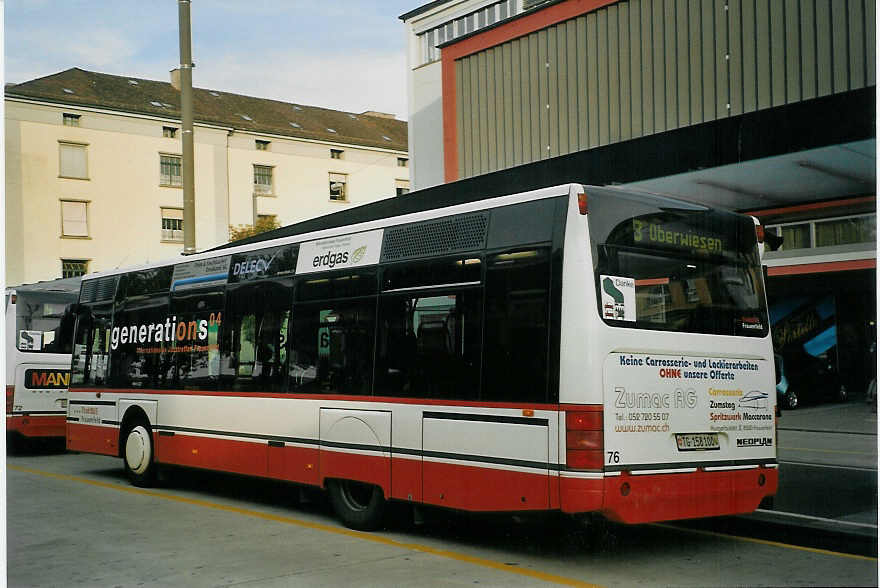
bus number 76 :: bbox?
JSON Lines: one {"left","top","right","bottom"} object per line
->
{"left": 606, "top": 451, "right": 620, "bottom": 464}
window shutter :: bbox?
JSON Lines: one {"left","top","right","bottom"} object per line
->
{"left": 59, "top": 144, "right": 87, "bottom": 178}
{"left": 61, "top": 201, "right": 88, "bottom": 236}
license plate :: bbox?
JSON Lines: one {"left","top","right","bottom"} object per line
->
{"left": 675, "top": 433, "right": 720, "bottom": 451}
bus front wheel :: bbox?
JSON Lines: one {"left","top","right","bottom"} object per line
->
{"left": 328, "top": 479, "right": 386, "bottom": 531}
{"left": 123, "top": 422, "right": 156, "bottom": 487}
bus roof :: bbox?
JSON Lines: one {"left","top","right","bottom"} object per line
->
{"left": 7, "top": 276, "right": 81, "bottom": 294}
{"left": 81, "top": 182, "right": 578, "bottom": 282}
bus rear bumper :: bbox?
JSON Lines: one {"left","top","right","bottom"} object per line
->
{"left": 7, "top": 415, "right": 66, "bottom": 438}
{"left": 561, "top": 467, "right": 778, "bottom": 524}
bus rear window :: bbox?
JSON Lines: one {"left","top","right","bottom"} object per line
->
{"left": 15, "top": 291, "right": 77, "bottom": 353}
{"left": 587, "top": 188, "right": 768, "bottom": 337}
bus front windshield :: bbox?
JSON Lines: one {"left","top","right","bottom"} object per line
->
{"left": 588, "top": 188, "right": 768, "bottom": 338}
{"left": 15, "top": 291, "right": 77, "bottom": 353}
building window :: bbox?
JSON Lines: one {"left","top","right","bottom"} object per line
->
{"left": 161, "top": 207, "right": 184, "bottom": 242}
{"left": 814, "top": 215, "right": 876, "bottom": 247}
{"left": 330, "top": 149, "right": 344, "bottom": 159}
{"left": 329, "top": 173, "right": 347, "bottom": 201}
{"left": 62, "top": 259, "right": 89, "bottom": 278}
{"left": 62, "top": 113, "right": 81, "bottom": 127}
{"left": 60, "top": 200, "right": 89, "bottom": 237}
{"left": 160, "top": 154, "right": 182, "bottom": 187}
{"left": 766, "top": 214, "right": 876, "bottom": 251}
{"left": 254, "top": 165, "right": 274, "bottom": 195}
{"left": 163, "top": 126, "right": 178, "bottom": 138}
{"left": 397, "top": 157, "right": 408, "bottom": 167}
{"left": 59, "top": 142, "right": 88, "bottom": 179}
{"left": 395, "top": 179, "right": 410, "bottom": 196}
{"left": 255, "top": 139, "right": 270, "bottom": 151}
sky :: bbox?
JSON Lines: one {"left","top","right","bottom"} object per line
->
{"left": 5, "top": 0, "right": 419, "bottom": 119}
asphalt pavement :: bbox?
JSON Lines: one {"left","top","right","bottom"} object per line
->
{"left": 735, "top": 399, "right": 878, "bottom": 553}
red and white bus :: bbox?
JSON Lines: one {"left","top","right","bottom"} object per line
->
{"left": 6, "top": 277, "right": 80, "bottom": 442}
{"left": 67, "top": 184, "right": 777, "bottom": 529}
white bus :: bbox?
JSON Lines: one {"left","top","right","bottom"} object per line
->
{"left": 6, "top": 277, "right": 80, "bottom": 443}
{"left": 66, "top": 184, "right": 777, "bottom": 530}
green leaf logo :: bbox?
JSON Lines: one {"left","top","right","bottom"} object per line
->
{"left": 351, "top": 245, "right": 367, "bottom": 263}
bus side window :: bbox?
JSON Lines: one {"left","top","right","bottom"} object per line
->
{"left": 289, "top": 300, "right": 375, "bottom": 395}
{"left": 221, "top": 282, "right": 292, "bottom": 393}
{"left": 71, "top": 304, "right": 113, "bottom": 387}
{"left": 170, "top": 289, "right": 224, "bottom": 391}
{"left": 482, "top": 248, "right": 551, "bottom": 403}
{"left": 376, "top": 290, "right": 481, "bottom": 400}
{"left": 109, "top": 268, "right": 174, "bottom": 390}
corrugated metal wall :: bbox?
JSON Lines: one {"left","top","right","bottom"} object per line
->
{"left": 455, "top": 0, "right": 876, "bottom": 179}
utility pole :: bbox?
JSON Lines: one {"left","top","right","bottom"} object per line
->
{"left": 179, "top": 0, "right": 196, "bottom": 254}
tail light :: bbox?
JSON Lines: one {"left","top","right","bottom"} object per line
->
{"left": 577, "top": 192, "right": 588, "bottom": 215}
{"left": 566, "top": 410, "right": 603, "bottom": 469}
{"left": 755, "top": 224, "right": 765, "bottom": 243}
{"left": 6, "top": 386, "right": 15, "bottom": 415}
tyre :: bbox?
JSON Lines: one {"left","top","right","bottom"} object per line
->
{"left": 327, "top": 479, "right": 386, "bottom": 531}
{"left": 785, "top": 389, "right": 798, "bottom": 410}
{"left": 123, "top": 422, "right": 156, "bottom": 487}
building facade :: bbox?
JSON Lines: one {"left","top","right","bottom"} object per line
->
{"left": 5, "top": 68, "right": 409, "bottom": 286}
{"left": 401, "top": 0, "right": 876, "bottom": 397}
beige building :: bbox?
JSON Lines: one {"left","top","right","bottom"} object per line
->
{"left": 5, "top": 68, "right": 409, "bottom": 285}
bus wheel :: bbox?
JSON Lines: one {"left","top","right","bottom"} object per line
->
{"left": 123, "top": 422, "right": 156, "bottom": 487}
{"left": 328, "top": 479, "right": 386, "bottom": 531}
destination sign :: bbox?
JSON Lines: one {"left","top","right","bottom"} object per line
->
{"left": 633, "top": 219, "right": 723, "bottom": 253}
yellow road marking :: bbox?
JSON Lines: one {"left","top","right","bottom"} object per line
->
{"left": 780, "top": 446, "right": 876, "bottom": 456}
{"left": 9, "top": 465, "right": 600, "bottom": 588}
{"left": 653, "top": 523, "right": 877, "bottom": 562}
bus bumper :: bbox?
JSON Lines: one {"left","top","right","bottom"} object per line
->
{"left": 7, "top": 415, "right": 66, "bottom": 438}
{"left": 561, "top": 467, "right": 778, "bottom": 524}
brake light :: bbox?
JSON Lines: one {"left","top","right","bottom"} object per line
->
{"left": 755, "top": 224, "right": 765, "bottom": 243}
{"left": 566, "top": 410, "right": 603, "bottom": 470}
{"left": 6, "top": 385, "right": 14, "bottom": 415}
{"left": 577, "top": 192, "right": 588, "bottom": 215}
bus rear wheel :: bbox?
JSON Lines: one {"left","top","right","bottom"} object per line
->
{"left": 328, "top": 479, "right": 386, "bottom": 531}
{"left": 123, "top": 422, "right": 156, "bottom": 487}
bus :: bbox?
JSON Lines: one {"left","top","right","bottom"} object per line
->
{"left": 6, "top": 277, "right": 80, "bottom": 443}
{"left": 66, "top": 184, "right": 777, "bottom": 530}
